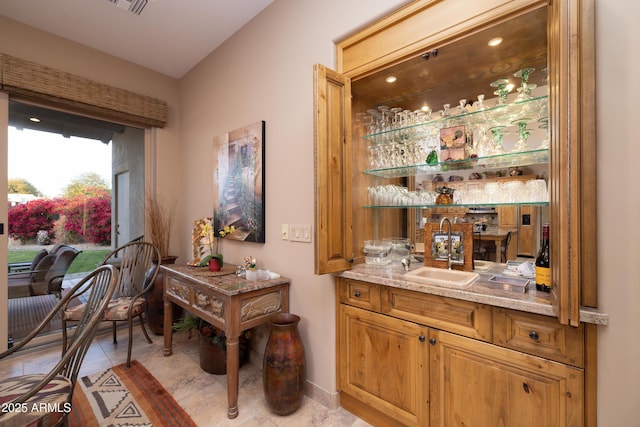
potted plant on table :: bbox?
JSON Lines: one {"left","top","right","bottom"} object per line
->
{"left": 197, "top": 222, "right": 235, "bottom": 271}
{"left": 173, "top": 315, "right": 251, "bottom": 375}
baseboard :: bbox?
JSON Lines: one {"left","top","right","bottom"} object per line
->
{"left": 249, "top": 348, "right": 340, "bottom": 410}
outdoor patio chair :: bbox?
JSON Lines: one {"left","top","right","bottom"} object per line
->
{"left": 0, "top": 264, "right": 116, "bottom": 427}
{"left": 7, "top": 245, "right": 82, "bottom": 299}
{"left": 63, "top": 241, "right": 161, "bottom": 368}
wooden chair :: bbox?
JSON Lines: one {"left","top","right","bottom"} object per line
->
{"left": 501, "top": 231, "right": 513, "bottom": 262}
{"left": 63, "top": 241, "right": 161, "bottom": 368}
{"left": 0, "top": 265, "right": 116, "bottom": 427}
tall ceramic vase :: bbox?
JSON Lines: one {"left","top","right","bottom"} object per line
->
{"left": 263, "top": 313, "right": 306, "bottom": 415}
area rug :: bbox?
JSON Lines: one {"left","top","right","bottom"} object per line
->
{"left": 68, "top": 360, "right": 197, "bottom": 427}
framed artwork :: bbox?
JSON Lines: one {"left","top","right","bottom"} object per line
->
{"left": 439, "top": 125, "right": 467, "bottom": 161}
{"left": 212, "top": 120, "right": 265, "bottom": 243}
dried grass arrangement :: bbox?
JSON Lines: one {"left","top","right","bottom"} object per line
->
{"left": 145, "top": 191, "right": 175, "bottom": 259}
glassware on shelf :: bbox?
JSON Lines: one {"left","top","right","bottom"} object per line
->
{"left": 489, "top": 125, "right": 509, "bottom": 155}
{"left": 538, "top": 117, "right": 549, "bottom": 149}
{"left": 378, "top": 105, "right": 391, "bottom": 133}
{"left": 513, "top": 67, "right": 536, "bottom": 102}
{"left": 457, "top": 99, "right": 467, "bottom": 114}
{"left": 475, "top": 126, "right": 492, "bottom": 157}
{"left": 511, "top": 118, "right": 533, "bottom": 152}
{"left": 439, "top": 103, "right": 451, "bottom": 117}
{"left": 390, "top": 107, "right": 403, "bottom": 130}
{"left": 490, "top": 79, "right": 511, "bottom": 105}
{"left": 473, "top": 94, "right": 487, "bottom": 111}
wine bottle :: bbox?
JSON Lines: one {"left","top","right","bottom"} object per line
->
{"left": 535, "top": 223, "right": 551, "bottom": 292}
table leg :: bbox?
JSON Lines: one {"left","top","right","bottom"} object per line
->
{"left": 495, "top": 243, "right": 501, "bottom": 263}
{"left": 163, "top": 299, "right": 173, "bottom": 357}
{"left": 226, "top": 336, "right": 240, "bottom": 419}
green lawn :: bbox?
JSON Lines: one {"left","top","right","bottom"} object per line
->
{"left": 8, "top": 249, "right": 111, "bottom": 274}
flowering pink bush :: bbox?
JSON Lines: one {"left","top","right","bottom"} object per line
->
{"left": 8, "top": 198, "right": 60, "bottom": 243}
{"left": 8, "top": 190, "right": 112, "bottom": 245}
{"left": 62, "top": 189, "right": 112, "bottom": 245}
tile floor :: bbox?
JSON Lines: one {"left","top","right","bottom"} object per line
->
{"left": 0, "top": 326, "right": 371, "bottom": 427}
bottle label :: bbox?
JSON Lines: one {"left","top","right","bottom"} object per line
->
{"left": 535, "top": 266, "right": 551, "bottom": 288}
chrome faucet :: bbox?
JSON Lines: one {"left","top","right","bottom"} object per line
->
{"left": 439, "top": 217, "right": 453, "bottom": 270}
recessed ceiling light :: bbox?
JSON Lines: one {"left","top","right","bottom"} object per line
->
{"left": 385, "top": 76, "right": 397, "bottom": 83}
{"left": 487, "top": 37, "right": 503, "bottom": 47}
{"left": 29, "top": 117, "right": 40, "bottom": 123}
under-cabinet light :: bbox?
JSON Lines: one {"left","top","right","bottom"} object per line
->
{"left": 487, "top": 37, "right": 503, "bottom": 47}
{"left": 29, "top": 117, "right": 40, "bottom": 123}
{"left": 385, "top": 75, "right": 397, "bottom": 83}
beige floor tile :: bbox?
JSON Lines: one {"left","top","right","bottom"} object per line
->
{"left": 1, "top": 327, "right": 371, "bottom": 426}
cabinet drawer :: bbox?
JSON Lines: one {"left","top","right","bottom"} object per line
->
{"left": 493, "top": 308, "right": 584, "bottom": 367}
{"left": 382, "top": 287, "right": 492, "bottom": 341}
{"left": 338, "top": 279, "right": 381, "bottom": 311}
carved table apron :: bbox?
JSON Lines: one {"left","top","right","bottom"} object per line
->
{"left": 161, "top": 264, "right": 290, "bottom": 419}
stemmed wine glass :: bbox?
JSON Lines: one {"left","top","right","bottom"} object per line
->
{"left": 538, "top": 117, "right": 549, "bottom": 149}
{"left": 489, "top": 126, "right": 509, "bottom": 155}
{"left": 490, "top": 79, "right": 512, "bottom": 106}
{"left": 489, "top": 126, "right": 509, "bottom": 156}
{"left": 511, "top": 118, "right": 533, "bottom": 152}
{"left": 513, "top": 68, "right": 536, "bottom": 102}
{"left": 475, "top": 126, "right": 492, "bottom": 157}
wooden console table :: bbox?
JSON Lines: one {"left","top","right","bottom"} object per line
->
{"left": 162, "top": 264, "right": 290, "bottom": 419}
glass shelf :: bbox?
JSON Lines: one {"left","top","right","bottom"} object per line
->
{"left": 364, "top": 148, "right": 549, "bottom": 179}
{"left": 364, "top": 201, "right": 549, "bottom": 209}
{"left": 362, "top": 95, "right": 548, "bottom": 144}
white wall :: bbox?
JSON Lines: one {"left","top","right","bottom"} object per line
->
{"left": 178, "top": 0, "right": 410, "bottom": 403}
{"left": 595, "top": 0, "right": 640, "bottom": 424}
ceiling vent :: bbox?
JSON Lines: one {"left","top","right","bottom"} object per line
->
{"left": 107, "top": 0, "right": 149, "bottom": 16}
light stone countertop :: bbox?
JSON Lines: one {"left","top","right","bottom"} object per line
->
{"left": 336, "top": 262, "right": 609, "bottom": 325}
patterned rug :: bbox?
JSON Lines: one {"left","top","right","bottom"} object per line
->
{"left": 68, "top": 360, "right": 196, "bottom": 427}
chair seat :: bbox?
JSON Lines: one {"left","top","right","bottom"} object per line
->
{"left": 65, "top": 297, "right": 147, "bottom": 322}
{"left": 0, "top": 374, "right": 70, "bottom": 427}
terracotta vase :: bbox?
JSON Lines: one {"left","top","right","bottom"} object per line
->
{"left": 263, "top": 313, "right": 306, "bottom": 415}
{"left": 199, "top": 335, "right": 227, "bottom": 375}
{"left": 146, "top": 255, "right": 179, "bottom": 335}
{"left": 199, "top": 333, "right": 251, "bottom": 375}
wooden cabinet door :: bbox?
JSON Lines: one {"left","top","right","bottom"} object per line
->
{"left": 313, "top": 64, "right": 353, "bottom": 274}
{"left": 338, "top": 304, "right": 428, "bottom": 427}
{"left": 498, "top": 205, "right": 517, "bottom": 228}
{"left": 429, "top": 330, "right": 584, "bottom": 427}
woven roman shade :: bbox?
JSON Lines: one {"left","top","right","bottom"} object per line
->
{"left": 0, "top": 53, "right": 168, "bottom": 128}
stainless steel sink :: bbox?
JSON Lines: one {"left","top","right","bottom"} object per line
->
{"left": 403, "top": 266, "right": 479, "bottom": 287}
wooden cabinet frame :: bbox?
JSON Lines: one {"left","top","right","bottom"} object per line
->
{"left": 314, "top": 0, "right": 596, "bottom": 326}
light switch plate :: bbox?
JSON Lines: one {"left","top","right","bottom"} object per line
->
{"left": 289, "top": 224, "right": 312, "bottom": 243}
{"left": 281, "top": 224, "right": 289, "bottom": 240}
